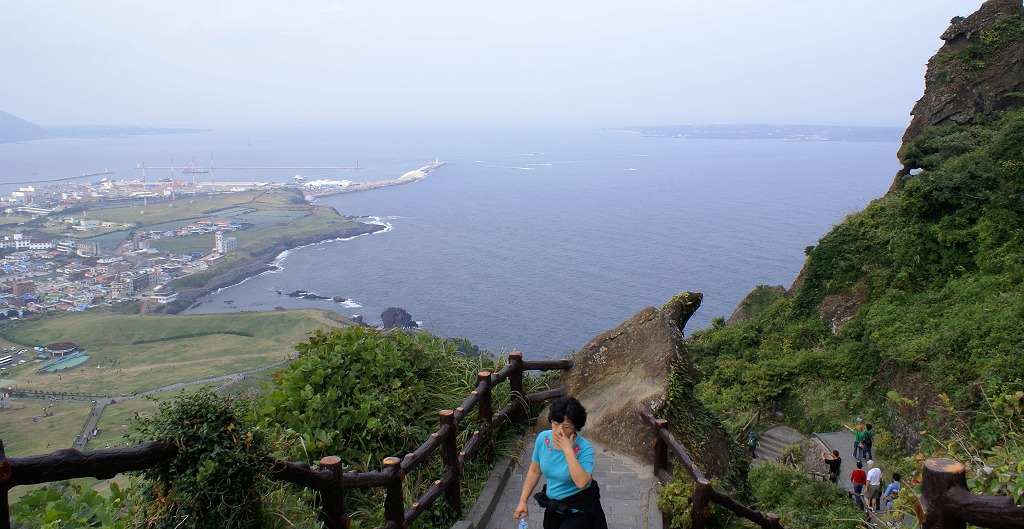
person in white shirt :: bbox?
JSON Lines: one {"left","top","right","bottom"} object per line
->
{"left": 865, "top": 460, "right": 883, "bottom": 511}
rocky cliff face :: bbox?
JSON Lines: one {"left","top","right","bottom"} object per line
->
{"left": 553, "top": 292, "right": 745, "bottom": 487}
{"left": 900, "top": 0, "right": 1024, "bottom": 167}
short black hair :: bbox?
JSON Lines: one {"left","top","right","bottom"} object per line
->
{"left": 856, "top": 461, "right": 863, "bottom": 469}
{"left": 548, "top": 396, "right": 587, "bottom": 431}
{"left": 893, "top": 473, "right": 901, "bottom": 482}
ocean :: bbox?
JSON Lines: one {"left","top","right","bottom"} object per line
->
{"left": 0, "top": 127, "right": 900, "bottom": 359}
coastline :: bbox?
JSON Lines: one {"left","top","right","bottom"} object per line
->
{"left": 163, "top": 220, "right": 387, "bottom": 314}
{"left": 161, "top": 161, "right": 445, "bottom": 314}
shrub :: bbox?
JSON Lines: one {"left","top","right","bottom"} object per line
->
{"left": 748, "top": 463, "right": 863, "bottom": 529}
{"left": 129, "top": 390, "right": 271, "bottom": 529}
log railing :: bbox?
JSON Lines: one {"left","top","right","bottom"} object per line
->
{"left": 916, "top": 458, "right": 1024, "bottom": 529}
{"left": 640, "top": 409, "right": 783, "bottom": 529}
{"left": 0, "top": 351, "right": 574, "bottom": 529}
{"left": 735, "top": 402, "right": 775, "bottom": 445}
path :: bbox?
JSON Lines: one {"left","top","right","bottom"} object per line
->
{"left": 457, "top": 431, "right": 662, "bottom": 529}
{"left": 814, "top": 431, "right": 857, "bottom": 493}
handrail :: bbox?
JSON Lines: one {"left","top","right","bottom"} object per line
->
{"left": 0, "top": 351, "right": 574, "bottom": 529}
{"left": 735, "top": 402, "right": 775, "bottom": 445}
{"left": 640, "top": 409, "right": 783, "bottom": 529}
{"left": 916, "top": 458, "right": 1024, "bottom": 529}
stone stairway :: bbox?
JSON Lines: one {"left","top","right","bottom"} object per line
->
{"left": 752, "top": 425, "right": 806, "bottom": 463}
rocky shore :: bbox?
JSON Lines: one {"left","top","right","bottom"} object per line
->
{"left": 163, "top": 221, "right": 386, "bottom": 314}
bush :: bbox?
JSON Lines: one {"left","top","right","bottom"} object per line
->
{"left": 748, "top": 463, "right": 863, "bottom": 529}
{"left": 129, "top": 390, "right": 273, "bottom": 529}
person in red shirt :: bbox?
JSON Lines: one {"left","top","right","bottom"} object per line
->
{"left": 850, "top": 460, "right": 868, "bottom": 510}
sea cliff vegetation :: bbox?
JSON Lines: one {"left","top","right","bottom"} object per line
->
{"left": 687, "top": 80, "right": 1024, "bottom": 507}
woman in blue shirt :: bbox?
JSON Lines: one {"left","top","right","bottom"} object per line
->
{"left": 514, "top": 396, "right": 608, "bottom": 528}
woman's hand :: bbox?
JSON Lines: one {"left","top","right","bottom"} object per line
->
{"left": 552, "top": 427, "right": 576, "bottom": 454}
{"left": 513, "top": 500, "right": 528, "bottom": 520}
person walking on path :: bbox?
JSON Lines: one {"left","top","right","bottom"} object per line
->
{"left": 514, "top": 396, "right": 608, "bottom": 529}
{"left": 866, "top": 460, "right": 883, "bottom": 511}
{"left": 862, "top": 423, "right": 875, "bottom": 462}
{"left": 822, "top": 449, "right": 842, "bottom": 484}
{"left": 850, "top": 461, "right": 867, "bottom": 510}
{"left": 882, "top": 473, "right": 902, "bottom": 511}
{"left": 853, "top": 425, "right": 867, "bottom": 462}
{"left": 746, "top": 430, "right": 759, "bottom": 459}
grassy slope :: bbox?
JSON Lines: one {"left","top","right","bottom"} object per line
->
{"left": 0, "top": 308, "right": 352, "bottom": 395}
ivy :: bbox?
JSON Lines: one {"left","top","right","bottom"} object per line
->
{"left": 129, "top": 391, "right": 271, "bottom": 529}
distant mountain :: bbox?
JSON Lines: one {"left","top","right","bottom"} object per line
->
{"left": 624, "top": 123, "right": 904, "bottom": 142}
{"left": 0, "top": 110, "right": 50, "bottom": 143}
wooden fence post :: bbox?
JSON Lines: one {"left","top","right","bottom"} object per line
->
{"left": 382, "top": 457, "right": 404, "bottom": 527}
{"left": 653, "top": 418, "right": 670, "bottom": 483}
{"left": 0, "top": 440, "right": 10, "bottom": 529}
{"left": 439, "top": 410, "right": 462, "bottom": 516}
{"left": 692, "top": 478, "right": 711, "bottom": 529}
{"left": 509, "top": 351, "right": 525, "bottom": 422}
{"left": 477, "top": 371, "right": 494, "bottom": 463}
{"left": 318, "top": 456, "right": 349, "bottom": 529}
{"left": 918, "top": 458, "right": 967, "bottom": 529}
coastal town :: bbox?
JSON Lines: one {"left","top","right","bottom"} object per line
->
{"left": 0, "top": 160, "right": 446, "bottom": 319}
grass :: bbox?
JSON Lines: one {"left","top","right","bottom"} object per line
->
{"left": 0, "top": 400, "right": 91, "bottom": 456}
{"left": 0, "top": 308, "right": 352, "bottom": 396}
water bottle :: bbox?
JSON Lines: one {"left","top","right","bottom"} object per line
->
{"left": 517, "top": 517, "right": 529, "bottom": 529}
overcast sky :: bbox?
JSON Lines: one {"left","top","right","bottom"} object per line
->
{"left": 2, "top": 1, "right": 988, "bottom": 129}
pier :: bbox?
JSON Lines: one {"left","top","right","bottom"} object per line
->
{"left": 305, "top": 160, "right": 446, "bottom": 199}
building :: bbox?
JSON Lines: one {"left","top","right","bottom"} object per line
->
{"left": 12, "top": 281, "right": 35, "bottom": 296}
{"left": 214, "top": 231, "right": 237, "bottom": 254}
{"left": 45, "top": 342, "right": 77, "bottom": 358}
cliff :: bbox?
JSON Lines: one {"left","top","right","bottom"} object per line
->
{"left": 898, "top": 0, "right": 1024, "bottom": 175}
{"left": 692, "top": 0, "right": 1024, "bottom": 459}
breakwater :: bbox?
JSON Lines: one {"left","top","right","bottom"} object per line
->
{"left": 305, "top": 161, "right": 445, "bottom": 199}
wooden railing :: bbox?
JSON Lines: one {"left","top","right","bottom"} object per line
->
{"left": 641, "top": 409, "right": 783, "bottom": 529}
{"left": 735, "top": 403, "right": 775, "bottom": 445}
{"left": 643, "top": 409, "right": 778, "bottom": 527}
{"left": 916, "top": 458, "right": 1024, "bottom": 529}
{"left": 0, "top": 351, "right": 574, "bottom": 529}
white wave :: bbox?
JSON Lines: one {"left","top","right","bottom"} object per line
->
{"left": 509, "top": 166, "right": 535, "bottom": 171}
{"left": 208, "top": 219, "right": 392, "bottom": 295}
{"left": 340, "top": 300, "right": 362, "bottom": 308}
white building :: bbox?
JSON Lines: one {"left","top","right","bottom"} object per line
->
{"left": 214, "top": 231, "right": 237, "bottom": 254}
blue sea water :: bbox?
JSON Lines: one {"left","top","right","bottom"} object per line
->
{"left": 0, "top": 127, "right": 900, "bottom": 358}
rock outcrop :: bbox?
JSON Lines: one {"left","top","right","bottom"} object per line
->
{"left": 900, "top": 0, "right": 1024, "bottom": 161}
{"left": 381, "top": 307, "right": 418, "bottom": 329}
{"left": 551, "top": 292, "right": 741, "bottom": 488}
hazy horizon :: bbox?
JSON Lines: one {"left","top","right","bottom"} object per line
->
{"left": 3, "top": 1, "right": 986, "bottom": 129}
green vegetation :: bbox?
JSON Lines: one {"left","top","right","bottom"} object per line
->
{"left": 0, "top": 400, "right": 91, "bottom": 457}
{"left": 259, "top": 326, "right": 544, "bottom": 528}
{"left": 0, "top": 308, "right": 350, "bottom": 396}
{"left": 9, "top": 327, "right": 545, "bottom": 528}
{"left": 129, "top": 391, "right": 292, "bottom": 529}
{"left": 937, "top": 13, "right": 1024, "bottom": 75}
{"left": 747, "top": 464, "right": 863, "bottom": 529}
{"left": 684, "top": 105, "right": 1024, "bottom": 509}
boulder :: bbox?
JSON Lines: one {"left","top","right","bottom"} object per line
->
{"left": 381, "top": 307, "right": 418, "bottom": 329}
{"left": 552, "top": 292, "right": 702, "bottom": 462}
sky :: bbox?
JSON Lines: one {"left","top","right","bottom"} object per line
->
{"left": 2, "top": 0, "right": 990, "bottom": 129}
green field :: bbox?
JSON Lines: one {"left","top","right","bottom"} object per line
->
{"left": 0, "top": 309, "right": 352, "bottom": 396}
{"left": 0, "top": 400, "right": 91, "bottom": 456}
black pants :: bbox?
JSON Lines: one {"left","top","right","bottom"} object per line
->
{"left": 543, "top": 509, "right": 597, "bottom": 529}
